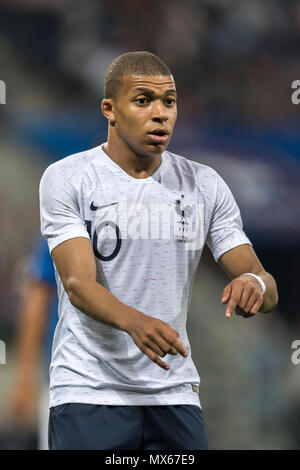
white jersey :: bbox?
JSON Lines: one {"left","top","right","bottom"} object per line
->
{"left": 39, "top": 143, "right": 252, "bottom": 409}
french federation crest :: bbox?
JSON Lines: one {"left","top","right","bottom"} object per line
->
{"left": 174, "top": 194, "right": 193, "bottom": 242}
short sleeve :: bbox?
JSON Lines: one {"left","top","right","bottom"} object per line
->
{"left": 39, "top": 164, "right": 90, "bottom": 255}
{"left": 206, "top": 172, "right": 252, "bottom": 262}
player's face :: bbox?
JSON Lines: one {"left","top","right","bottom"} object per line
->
{"left": 108, "top": 74, "right": 177, "bottom": 157}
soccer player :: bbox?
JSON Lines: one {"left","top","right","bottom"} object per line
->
{"left": 10, "top": 233, "right": 58, "bottom": 450}
{"left": 39, "top": 51, "right": 278, "bottom": 450}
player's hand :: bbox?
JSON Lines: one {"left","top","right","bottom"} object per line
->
{"left": 125, "top": 312, "right": 188, "bottom": 370}
{"left": 221, "top": 274, "right": 264, "bottom": 319}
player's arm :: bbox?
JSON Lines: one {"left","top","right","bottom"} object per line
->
{"left": 51, "top": 236, "right": 134, "bottom": 329}
{"left": 51, "top": 237, "right": 188, "bottom": 370}
{"left": 11, "top": 278, "right": 54, "bottom": 422}
{"left": 218, "top": 243, "right": 278, "bottom": 319}
{"left": 205, "top": 170, "right": 278, "bottom": 319}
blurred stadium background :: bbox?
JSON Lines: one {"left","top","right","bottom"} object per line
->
{"left": 0, "top": 0, "right": 299, "bottom": 450}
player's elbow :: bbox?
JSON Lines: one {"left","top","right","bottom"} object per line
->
{"left": 66, "top": 276, "right": 83, "bottom": 307}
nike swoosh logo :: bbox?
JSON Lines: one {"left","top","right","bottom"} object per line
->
{"left": 90, "top": 201, "right": 118, "bottom": 211}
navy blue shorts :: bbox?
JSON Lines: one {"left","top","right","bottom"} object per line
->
{"left": 48, "top": 403, "right": 208, "bottom": 450}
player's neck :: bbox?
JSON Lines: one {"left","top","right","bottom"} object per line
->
{"left": 103, "top": 136, "right": 162, "bottom": 180}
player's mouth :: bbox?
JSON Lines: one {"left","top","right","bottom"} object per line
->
{"left": 147, "top": 128, "right": 170, "bottom": 144}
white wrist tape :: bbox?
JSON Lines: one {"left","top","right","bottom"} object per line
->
{"left": 243, "top": 273, "right": 266, "bottom": 295}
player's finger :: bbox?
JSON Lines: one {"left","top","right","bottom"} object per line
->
{"left": 242, "top": 312, "right": 256, "bottom": 318}
{"left": 151, "top": 334, "right": 178, "bottom": 356}
{"left": 144, "top": 339, "right": 167, "bottom": 357}
{"left": 235, "top": 302, "right": 257, "bottom": 318}
{"left": 168, "top": 336, "right": 188, "bottom": 357}
{"left": 240, "top": 295, "right": 263, "bottom": 318}
{"left": 239, "top": 286, "right": 254, "bottom": 311}
{"left": 234, "top": 307, "right": 254, "bottom": 318}
{"left": 225, "top": 286, "right": 242, "bottom": 319}
{"left": 225, "top": 295, "right": 240, "bottom": 318}
{"left": 249, "top": 295, "right": 264, "bottom": 315}
{"left": 221, "top": 283, "right": 232, "bottom": 304}
{"left": 235, "top": 306, "right": 244, "bottom": 316}
{"left": 144, "top": 347, "right": 170, "bottom": 370}
{"left": 168, "top": 347, "right": 179, "bottom": 355}
{"left": 242, "top": 292, "right": 260, "bottom": 313}
{"left": 160, "top": 329, "right": 188, "bottom": 357}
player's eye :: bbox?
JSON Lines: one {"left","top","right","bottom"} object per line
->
{"left": 135, "top": 97, "right": 150, "bottom": 105}
{"left": 165, "top": 98, "right": 176, "bottom": 106}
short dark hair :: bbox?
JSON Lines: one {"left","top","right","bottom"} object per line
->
{"left": 104, "top": 51, "right": 172, "bottom": 100}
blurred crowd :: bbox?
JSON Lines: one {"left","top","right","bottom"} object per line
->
{"left": 0, "top": 0, "right": 300, "bottom": 118}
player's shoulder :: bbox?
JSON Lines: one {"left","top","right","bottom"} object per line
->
{"left": 40, "top": 145, "right": 100, "bottom": 186}
{"left": 165, "top": 149, "right": 220, "bottom": 184}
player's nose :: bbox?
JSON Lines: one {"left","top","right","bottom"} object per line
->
{"left": 152, "top": 100, "right": 168, "bottom": 122}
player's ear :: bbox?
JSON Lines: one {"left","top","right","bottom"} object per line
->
{"left": 101, "top": 98, "right": 116, "bottom": 126}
